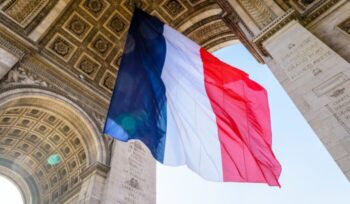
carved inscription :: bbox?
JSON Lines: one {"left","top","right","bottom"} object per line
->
{"left": 276, "top": 36, "right": 332, "bottom": 80}
{"left": 327, "top": 84, "right": 350, "bottom": 133}
{"left": 313, "top": 73, "right": 348, "bottom": 97}
{"left": 312, "top": 73, "right": 350, "bottom": 133}
{"left": 116, "top": 141, "right": 154, "bottom": 204}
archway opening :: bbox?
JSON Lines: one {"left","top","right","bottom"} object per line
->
{"left": 0, "top": 175, "right": 24, "bottom": 204}
{"left": 0, "top": 88, "right": 108, "bottom": 203}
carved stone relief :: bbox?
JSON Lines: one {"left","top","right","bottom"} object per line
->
{"left": 47, "top": 34, "right": 77, "bottom": 62}
{"left": 62, "top": 12, "right": 93, "bottom": 42}
{"left": 74, "top": 53, "right": 101, "bottom": 80}
{"left": 0, "top": 66, "right": 49, "bottom": 88}
{"left": 88, "top": 32, "right": 114, "bottom": 59}
{"left": 237, "top": 0, "right": 277, "bottom": 29}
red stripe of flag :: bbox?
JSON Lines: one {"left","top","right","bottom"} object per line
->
{"left": 200, "top": 48, "right": 281, "bottom": 186}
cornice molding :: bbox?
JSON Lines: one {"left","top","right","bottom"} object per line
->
{"left": 0, "top": 28, "right": 27, "bottom": 58}
{"left": 253, "top": 9, "right": 297, "bottom": 44}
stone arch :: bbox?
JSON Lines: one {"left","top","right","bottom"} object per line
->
{"left": 0, "top": 87, "right": 108, "bottom": 203}
{"left": 0, "top": 162, "right": 37, "bottom": 204}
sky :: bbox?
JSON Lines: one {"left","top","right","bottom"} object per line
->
{"left": 157, "top": 43, "right": 350, "bottom": 204}
{"left": 0, "top": 176, "right": 24, "bottom": 204}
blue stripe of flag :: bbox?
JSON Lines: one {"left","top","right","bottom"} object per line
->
{"left": 103, "top": 9, "right": 167, "bottom": 162}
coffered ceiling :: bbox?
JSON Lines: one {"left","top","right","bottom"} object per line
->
{"left": 0, "top": 105, "right": 87, "bottom": 203}
{"left": 0, "top": 0, "right": 237, "bottom": 98}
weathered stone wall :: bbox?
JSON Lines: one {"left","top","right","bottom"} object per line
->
{"left": 102, "top": 141, "right": 156, "bottom": 204}
{"left": 308, "top": 1, "right": 350, "bottom": 62}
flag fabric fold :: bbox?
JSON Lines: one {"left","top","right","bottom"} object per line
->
{"left": 104, "top": 8, "right": 281, "bottom": 186}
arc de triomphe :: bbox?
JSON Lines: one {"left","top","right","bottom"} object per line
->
{"left": 0, "top": 0, "right": 349, "bottom": 203}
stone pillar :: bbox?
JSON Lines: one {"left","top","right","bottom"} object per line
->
{"left": 261, "top": 20, "right": 350, "bottom": 179}
{"left": 0, "top": 46, "right": 18, "bottom": 79}
{"left": 76, "top": 162, "right": 109, "bottom": 204}
{"left": 101, "top": 140, "right": 156, "bottom": 204}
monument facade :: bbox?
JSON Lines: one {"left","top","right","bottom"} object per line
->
{"left": 0, "top": 0, "right": 349, "bottom": 203}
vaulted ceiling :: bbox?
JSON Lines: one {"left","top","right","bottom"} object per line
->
{"left": 0, "top": 106, "right": 86, "bottom": 203}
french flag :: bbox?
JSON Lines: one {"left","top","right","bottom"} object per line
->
{"left": 104, "top": 9, "right": 281, "bottom": 186}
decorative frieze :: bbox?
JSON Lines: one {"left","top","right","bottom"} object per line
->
{"left": 237, "top": 0, "right": 277, "bottom": 29}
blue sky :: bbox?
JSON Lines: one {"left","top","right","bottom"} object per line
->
{"left": 157, "top": 43, "right": 350, "bottom": 204}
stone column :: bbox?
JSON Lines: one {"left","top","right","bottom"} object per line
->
{"left": 261, "top": 20, "right": 350, "bottom": 179}
{"left": 101, "top": 140, "right": 156, "bottom": 204}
